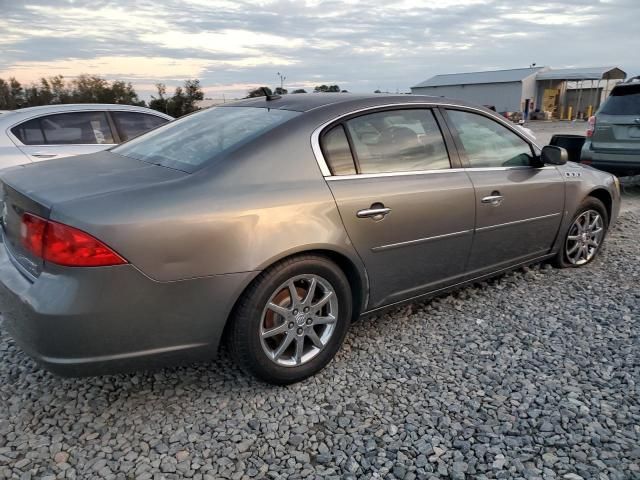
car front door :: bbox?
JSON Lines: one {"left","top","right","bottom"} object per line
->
{"left": 443, "top": 108, "right": 565, "bottom": 275}
{"left": 319, "top": 107, "right": 476, "bottom": 309}
{"left": 10, "top": 111, "right": 116, "bottom": 162}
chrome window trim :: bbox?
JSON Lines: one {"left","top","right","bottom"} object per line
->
{"left": 311, "top": 102, "right": 544, "bottom": 178}
{"left": 325, "top": 165, "right": 555, "bottom": 181}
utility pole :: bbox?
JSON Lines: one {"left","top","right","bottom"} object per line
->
{"left": 277, "top": 72, "right": 286, "bottom": 92}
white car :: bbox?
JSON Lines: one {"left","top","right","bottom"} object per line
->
{"left": 0, "top": 104, "right": 172, "bottom": 169}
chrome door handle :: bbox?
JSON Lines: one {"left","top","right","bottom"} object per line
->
{"left": 32, "top": 153, "right": 58, "bottom": 159}
{"left": 357, "top": 207, "right": 391, "bottom": 219}
{"left": 481, "top": 195, "right": 504, "bottom": 206}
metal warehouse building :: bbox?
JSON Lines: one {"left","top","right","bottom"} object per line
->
{"left": 411, "top": 66, "right": 626, "bottom": 120}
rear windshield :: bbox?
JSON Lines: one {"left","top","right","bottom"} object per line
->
{"left": 599, "top": 84, "right": 640, "bottom": 115}
{"left": 112, "top": 106, "right": 300, "bottom": 172}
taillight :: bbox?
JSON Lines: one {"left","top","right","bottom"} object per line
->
{"left": 586, "top": 116, "right": 596, "bottom": 137}
{"left": 21, "top": 213, "right": 47, "bottom": 258}
{"left": 20, "top": 213, "right": 127, "bottom": 267}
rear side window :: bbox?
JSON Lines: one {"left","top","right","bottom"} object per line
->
{"left": 112, "top": 112, "right": 169, "bottom": 142}
{"left": 11, "top": 118, "right": 45, "bottom": 144}
{"left": 113, "top": 106, "right": 300, "bottom": 172}
{"left": 321, "top": 125, "right": 356, "bottom": 175}
{"left": 11, "top": 112, "right": 115, "bottom": 145}
{"left": 599, "top": 84, "right": 640, "bottom": 115}
{"left": 343, "top": 109, "right": 450, "bottom": 173}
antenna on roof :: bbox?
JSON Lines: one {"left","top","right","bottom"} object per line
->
{"left": 261, "top": 87, "right": 281, "bottom": 101}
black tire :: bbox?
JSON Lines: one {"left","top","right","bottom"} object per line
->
{"left": 554, "top": 197, "right": 608, "bottom": 268}
{"left": 227, "top": 254, "right": 352, "bottom": 385}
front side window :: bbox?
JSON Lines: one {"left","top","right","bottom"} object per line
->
{"left": 343, "top": 109, "right": 450, "bottom": 173}
{"left": 113, "top": 106, "right": 300, "bottom": 172}
{"left": 112, "top": 112, "right": 169, "bottom": 142}
{"left": 446, "top": 110, "right": 534, "bottom": 168}
{"left": 11, "top": 112, "right": 114, "bottom": 145}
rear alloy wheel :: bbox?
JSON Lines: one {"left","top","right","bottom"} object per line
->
{"left": 555, "top": 197, "right": 608, "bottom": 268}
{"left": 260, "top": 275, "right": 339, "bottom": 367}
{"left": 228, "top": 255, "right": 352, "bottom": 384}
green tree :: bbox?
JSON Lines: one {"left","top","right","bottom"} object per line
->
{"left": 49, "top": 75, "right": 70, "bottom": 104}
{"left": 0, "top": 78, "right": 11, "bottom": 109}
{"left": 148, "top": 80, "right": 203, "bottom": 117}
{"left": 148, "top": 83, "right": 169, "bottom": 114}
{"left": 246, "top": 86, "right": 272, "bottom": 98}
{"left": 0, "top": 74, "right": 151, "bottom": 110}
{"left": 10, "top": 78, "right": 24, "bottom": 108}
{"left": 274, "top": 87, "right": 288, "bottom": 95}
{"left": 182, "top": 79, "right": 204, "bottom": 114}
{"left": 292, "top": 88, "right": 307, "bottom": 94}
{"left": 70, "top": 74, "right": 109, "bottom": 102}
{"left": 0, "top": 77, "right": 25, "bottom": 109}
{"left": 110, "top": 80, "right": 144, "bottom": 105}
{"left": 314, "top": 84, "right": 341, "bottom": 93}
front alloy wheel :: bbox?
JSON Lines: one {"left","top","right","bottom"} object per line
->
{"left": 555, "top": 197, "right": 608, "bottom": 268}
{"left": 565, "top": 210, "right": 604, "bottom": 265}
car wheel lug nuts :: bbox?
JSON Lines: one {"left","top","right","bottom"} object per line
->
{"left": 297, "top": 327, "right": 303, "bottom": 335}
{"left": 288, "top": 322, "right": 294, "bottom": 329}
{"left": 306, "top": 318, "right": 312, "bottom": 325}
{"left": 292, "top": 309, "right": 298, "bottom": 315}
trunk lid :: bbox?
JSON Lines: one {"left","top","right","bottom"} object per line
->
{"left": 0, "top": 150, "right": 187, "bottom": 278}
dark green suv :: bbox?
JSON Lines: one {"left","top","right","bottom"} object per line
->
{"left": 581, "top": 79, "right": 640, "bottom": 176}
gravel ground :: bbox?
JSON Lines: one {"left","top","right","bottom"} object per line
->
{"left": 526, "top": 121, "right": 587, "bottom": 146}
{"left": 1, "top": 211, "right": 639, "bottom": 480}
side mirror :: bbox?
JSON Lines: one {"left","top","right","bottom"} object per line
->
{"left": 541, "top": 145, "right": 568, "bottom": 165}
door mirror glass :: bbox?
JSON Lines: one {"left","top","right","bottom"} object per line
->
{"left": 541, "top": 145, "right": 568, "bottom": 165}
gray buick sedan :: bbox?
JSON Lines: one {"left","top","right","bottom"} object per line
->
{"left": 0, "top": 94, "right": 621, "bottom": 384}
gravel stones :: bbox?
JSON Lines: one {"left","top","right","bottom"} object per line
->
{"left": 0, "top": 211, "right": 638, "bottom": 479}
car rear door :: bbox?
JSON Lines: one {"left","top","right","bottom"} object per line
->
{"left": 442, "top": 108, "right": 565, "bottom": 275}
{"left": 318, "top": 107, "right": 476, "bottom": 309}
{"left": 591, "top": 84, "right": 640, "bottom": 154}
{"left": 10, "top": 111, "right": 117, "bottom": 162}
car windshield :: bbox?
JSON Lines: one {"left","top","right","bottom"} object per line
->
{"left": 113, "top": 106, "right": 300, "bottom": 172}
{"left": 599, "top": 84, "right": 640, "bottom": 115}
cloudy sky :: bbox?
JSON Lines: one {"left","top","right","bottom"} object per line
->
{"left": 1, "top": 0, "right": 639, "bottom": 99}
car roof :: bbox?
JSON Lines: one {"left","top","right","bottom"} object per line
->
{"left": 222, "top": 93, "right": 480, "bottom": 112}
{"left": 0, "top": 104, "right": 173, "bottom": 125}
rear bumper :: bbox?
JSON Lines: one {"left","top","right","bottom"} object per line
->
{"left": 580, "top": 143, "right": 640, "bottom": 175}
{"left": 0, "top": 244, "right": 256, "bottom": 376}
